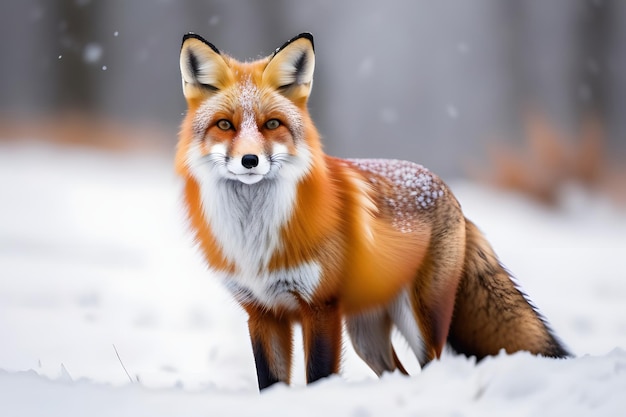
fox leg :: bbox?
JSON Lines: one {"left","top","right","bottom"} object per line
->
{"left": 388, "top": 289, "right": 429, "bottom": 366}
{"left": 300, "top": 299, "right": 343, "bottom": 384}
{"left": 346, "top": 309, "right": 408, "bottom": 376}
{"left": 403, "top": 211, "right": 466, "bottom": 365}
{"left": 246, "top": 306, "right": 293, "bottom": 390}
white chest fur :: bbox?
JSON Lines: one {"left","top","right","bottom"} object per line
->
{"left": 218, "top": 261, "right": 322, "bottom": 310}
{"left": 202, "top": 178, "right": 291, "bottom": 272}
{"left": 195, "top": 169, "right": 322, "bottom": 310}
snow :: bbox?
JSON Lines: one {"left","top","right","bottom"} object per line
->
{"left": 446, "top": 104, "right": 459, "bottom": 119}
{"left": 1, "top": 141, "right": 625, "bottom": 416}
{"left": 83, "top": 43, "right": 103, "bottom": 64}
{"left": 348, "top": 158, "right": 446, "bottom": 232}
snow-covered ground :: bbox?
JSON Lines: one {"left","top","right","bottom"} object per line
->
{"left": 1, "top": 141, "right": 625, "bottom": 416}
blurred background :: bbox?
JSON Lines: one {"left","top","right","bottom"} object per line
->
{"left": 1, "top": 0, "right": 626, "bottom": 388}
{"left": 0, "top": 0, "right": 625, "bottom": 199}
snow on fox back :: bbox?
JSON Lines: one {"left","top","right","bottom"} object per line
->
{"left": 348, "top": 159, "right": 447, "bottom": 233}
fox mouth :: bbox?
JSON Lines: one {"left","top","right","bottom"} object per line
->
{"left": 224, "top": 156, "right": 271, "bottom": 185}
{"left": 229, "top": 172, "right": 265, "bottom": 185}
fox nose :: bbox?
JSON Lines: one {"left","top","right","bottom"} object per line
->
{"left": 241, "top": 154, "right": 259, "bottom": 169}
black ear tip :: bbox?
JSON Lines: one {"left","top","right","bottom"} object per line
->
{"left": 181, "top": 32, "right": 220, "bottom": 54}
{"left": 274, "top": 32, "right": 315, "bottom": 55}
{"left": 296, "top": 32, "right": 314, "bottom": 49}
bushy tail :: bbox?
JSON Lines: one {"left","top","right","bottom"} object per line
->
{"left": 447, "top": 219, "right": 570, "bottom": 359}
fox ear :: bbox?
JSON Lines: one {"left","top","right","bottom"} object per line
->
{"left": 263, "top": 33, "right": 315, "bottom": 103}
{"left": 179, "top": 33, "right": 231, "bottom": 102}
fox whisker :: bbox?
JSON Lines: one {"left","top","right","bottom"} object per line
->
{"left": 206, "top": 153, "right": 227, "bottom": 168}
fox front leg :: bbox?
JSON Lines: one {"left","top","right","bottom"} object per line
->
{"left": 246, "top": 306, "right": 294, "bottom": 390}
{"left": 300, "top": 299, "right": 343, "bottom": 384}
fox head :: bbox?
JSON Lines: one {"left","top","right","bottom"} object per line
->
{"left": 176, "top": 33, "right": 318, "bottom": 186}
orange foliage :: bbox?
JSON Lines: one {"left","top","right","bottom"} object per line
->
{"left": 481, "top": 113, "right": 624, "bottom": 206}
{"left": 0, "top": 112, "right": 172, "bottom": 154}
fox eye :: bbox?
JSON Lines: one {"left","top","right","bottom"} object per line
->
{"left": 216, "top": 119, "right": 233, "bottom": 131}
{"left": 265, "top": 119, "right": 281, "bottom": 130}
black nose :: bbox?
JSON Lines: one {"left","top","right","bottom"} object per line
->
{"left": 241, "top": 154, "right": 259, "bottom": 169}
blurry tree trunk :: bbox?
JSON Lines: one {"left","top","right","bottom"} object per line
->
{"left": 182, "top": 0, "right": 288, "bottom": 57}
{"left": 576, "top": 0, "right": 610, "bottom": 123}
{"left": 54, "top": 0, "right": 103, "bottom": 112}
{"left": 606, "top": 0, "right": 626, "bottom": 152}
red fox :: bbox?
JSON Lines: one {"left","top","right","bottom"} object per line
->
{"left": 176, "top": 32, "right": 570, "bottom": 390}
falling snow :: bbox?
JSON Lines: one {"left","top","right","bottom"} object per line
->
{"left": 83, "top": 43, "right": 103, "bottom": 64}
{"left": 446, "top": 105, "right": 459, "bottom": 119}
{"left": 379, "top": 108, "right": 398, "bottom": 124}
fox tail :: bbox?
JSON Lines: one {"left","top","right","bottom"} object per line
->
{"left": 447, "top": 219, "right": 571, "bottom": 359}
